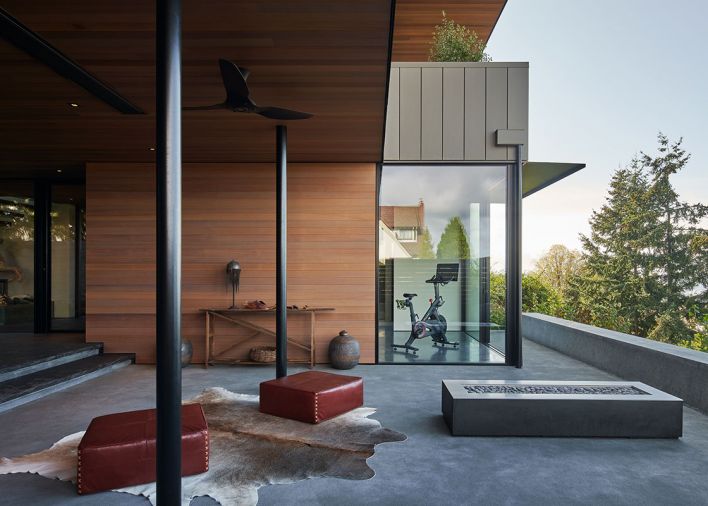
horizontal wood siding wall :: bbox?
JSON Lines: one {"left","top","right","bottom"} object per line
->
{"left": 86, "top": 163, "right": 376, "bottom": 364}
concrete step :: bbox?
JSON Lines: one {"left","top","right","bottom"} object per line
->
{"left": 0, "top": 341, "right": 103, "bottom": 383}
{"left": 0, "top": 354, "right": 135, "bottom": 413}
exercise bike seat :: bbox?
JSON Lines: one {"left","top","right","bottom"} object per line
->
{"left": 402, "top": 293, "right": 417, "bottom": 298}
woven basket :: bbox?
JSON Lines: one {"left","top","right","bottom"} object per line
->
{"left": 249, "top": 346, "right": 276, "bottom": 363}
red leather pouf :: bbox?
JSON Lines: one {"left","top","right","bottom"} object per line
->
{"left": 259, "top": 371, "right": 364, "bottom": 424}
{"left": 77, "top": 403, "right": 209, "bottom": 494}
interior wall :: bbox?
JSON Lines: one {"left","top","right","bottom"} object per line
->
{"left": 391, "top": 259, "right": 463, "bottom": 332}
{"left": 86, "top": 162, "right": 376, "bottom": 364}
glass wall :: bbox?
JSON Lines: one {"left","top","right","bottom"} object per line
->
{"left": 378, "top": 165, "right": 507, "bottom": 364}
{"left": 51, "top": 185, "right": 85, "bottom": 331}
{"left": 0, "top": 183, "right": 35, "bottom": 332}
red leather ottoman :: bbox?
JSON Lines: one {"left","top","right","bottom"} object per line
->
{"left": 77, "top": 403, "right": 209, "bottom": 494}
{"left": 259, "top": 371, "right": 363, "bottom": 424}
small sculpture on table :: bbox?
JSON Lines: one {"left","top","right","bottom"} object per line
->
{"left": 226, "top": 260, "right": 241, "bottom": 309}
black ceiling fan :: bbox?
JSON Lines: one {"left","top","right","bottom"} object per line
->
{"left": 183, "top": 59, "right": 313, "bottom": 120}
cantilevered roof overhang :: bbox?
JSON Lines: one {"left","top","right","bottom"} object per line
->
{"left": 0, "top": 0, "right": 509, "bottom": 170}
{"left": 523, "top": 162, "right": 585, "bottom": 198}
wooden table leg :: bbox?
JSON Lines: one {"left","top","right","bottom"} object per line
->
{"left": 205, "top": 311, "right": 211, "bottom": 368}
{"left": 310, "top": 311, "right": 316, "bottom": 368}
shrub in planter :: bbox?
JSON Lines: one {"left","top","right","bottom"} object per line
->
{"left": 429, "top": 11, "right": 491, "bottom": 63}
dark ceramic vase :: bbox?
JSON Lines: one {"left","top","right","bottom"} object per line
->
{"left": 328, "top": 330, "right": 360, "bottom": 370}
{"left": 180, "top": 340, "right": 193, "bottom": 368}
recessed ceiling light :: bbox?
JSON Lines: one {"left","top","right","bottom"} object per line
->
{"left": 68, "top": 102, "right": 79, "bottom": 108}
{"left": 57, "top": 169, "right": 62, "bottom": 173}
{"left": 149, "top": 147, "right": 155, "bottom": 151}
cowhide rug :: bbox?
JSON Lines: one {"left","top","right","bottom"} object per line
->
{"left": 0, "top": 387, "right": 406, "bottom": 505}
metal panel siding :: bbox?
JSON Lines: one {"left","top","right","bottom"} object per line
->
{"left": 442, "top": 67, "right": 464, "bottom": 160}
{"left": 421, "top": 67, "right": 443, "bottom": 160}
{"left": 464, "top": 67, "right": 486, "bottom": 160}
{"left": 485, "top": 67, "right": 508, "bottom": 160}
{"left": 507, "top": 66, "right": 529, "bottom": 160}
{"left": 383, "top": 63, "right": 528, "bottom": 163}
{"left": 383, "top": 67, "right": 400, "bottom": 160}
{"left": 399, "top": 67, "right": 422, "bottom": 160}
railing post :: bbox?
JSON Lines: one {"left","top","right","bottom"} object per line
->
{"left": 155, "top": 0, "right": 182, "bottom": 503}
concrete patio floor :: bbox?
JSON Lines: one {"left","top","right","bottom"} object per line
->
{"left": 2, "top": 339, "right": 708, "bottom": 506}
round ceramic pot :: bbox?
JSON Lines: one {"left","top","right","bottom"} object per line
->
{"left": 328, "top": 330, "right": 360, "bottom": 370}
{"left": 180, "top": 340, "right": 194, "bottom": 368}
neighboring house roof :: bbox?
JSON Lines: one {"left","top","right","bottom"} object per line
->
{"left": 378, "top": 221, "right": 411, "bottom": 261}
{"left": 379, "top": 200, "right": 426, "bottom": 257}
{"left": 380, "top": 201, "right": 425, "bottom": 230}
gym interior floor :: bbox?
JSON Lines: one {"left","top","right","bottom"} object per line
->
{"left": 378, "top": 325, "right": 505, "bottom": 364}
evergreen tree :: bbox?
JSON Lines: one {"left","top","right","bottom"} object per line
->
{"left": 417, "top": 227, "right": 435, "bottom": 259}
{"left": 641, "top": 134, "right": 708, "bottom": 316}
{"left": 436, "top": 216, "right": 470, "bottom": 259}
{"left": 577, "top": 134, "right": 708, "bottom": 344}
{"left": 577, "top": 163, "right": 655, "bottom": 335}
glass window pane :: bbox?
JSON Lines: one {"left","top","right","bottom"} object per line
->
{"left": 51, "top": 185, "right": 85, "bottom": 331}
{"left": 0, "top": 182, "right": 35, "bottom": 332}
{"left": 378, "top": 165, "right": 507, "bottom": 364}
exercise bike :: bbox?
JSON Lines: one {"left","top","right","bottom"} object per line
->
{"left": 392, "top": 263, "right": 460, "bottom": 354}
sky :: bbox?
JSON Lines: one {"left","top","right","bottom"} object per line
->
{"left": 485, "top": 0, "right": 708, "bottom": 270}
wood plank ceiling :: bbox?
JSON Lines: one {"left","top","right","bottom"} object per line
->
{"left": 393, "top": 0, "right": 506, "bottom": 61}
{"left": 0, "top": 0, "right": 506, "bottom": 169}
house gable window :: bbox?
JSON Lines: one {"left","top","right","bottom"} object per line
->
{"left": 394, "top": 228, "right": 417, "bottom": 242}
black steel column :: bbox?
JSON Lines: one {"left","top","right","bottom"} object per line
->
{"left": 275, "top": 125, "right": 288, "bottom": 378}
{"left": 155, "top": 0, "right": 182, "bottom": 503}
{"left": 33, "top": 181, "right": 50, "bottom": 333}
{"left": 505, "top": 145, "right": 523, "bottom": 368}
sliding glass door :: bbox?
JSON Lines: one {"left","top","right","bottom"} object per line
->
{"left": 51, "top": 185, "right": 85, "bottom": 331}
{"left": 0, "top": 180, "right": 85, "bottom": 333}
{"left": 0, "top": 182, "right": 35, "bottom": 332}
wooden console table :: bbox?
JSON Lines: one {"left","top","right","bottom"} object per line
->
{"left": 200, "top": 307, "right": 334, "bottom": 368}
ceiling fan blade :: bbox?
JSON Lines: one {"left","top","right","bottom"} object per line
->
{"left": 256, "top": 106, "right": 313, "bottom": 120}
{"left": 182, "top": 103, "right": 227, "bottom": 111}
{"left": 219, "top": 59, "right": 250, "bottom": 104}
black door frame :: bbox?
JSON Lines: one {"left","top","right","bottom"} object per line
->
{"left": 36, "top": 179, "right": 86, "bottom": 333}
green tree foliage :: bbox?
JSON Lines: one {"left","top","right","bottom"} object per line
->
{"left": 523, "top": 134, "right": 707, "bottom": 351}
{"left": 534, "top": 244, "right": 583, "bottom": 297}
{"left": 576, "top": 163, "right": 655, "bottom": 335}
{"left": 522, "top": 273, "right": 564, "bottom": 317}
{"left": 429, "top": 11, "right": 491, "bottom": 63}
{"left": 685, "top": 306, "right": 708, "bottom": 352}
{"left": 576, "top": 134, "right": 707, "bottom": 344}
{"left": 490, "top": 272, "right": 505, "bottom": 326}
{"left": 417, "top": 227, "right": 435, "bottom": 259}
{"left": 490, "top": 272, "right": 564, "bottom": 326}
{"left": 436, "top": 216, "right": 470, "bottom": 259}
{"left": 641, "top": 135, "right": 708, "bottom": 311}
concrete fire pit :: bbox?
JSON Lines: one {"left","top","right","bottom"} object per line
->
{"left": 442, "top": 380, "right": 682, "bottom": 438}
